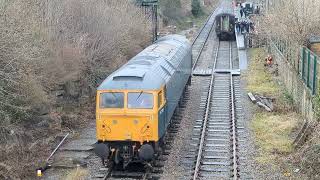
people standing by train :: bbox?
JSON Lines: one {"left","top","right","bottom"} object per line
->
{"left": 256, "top": 6, "right": 260, "bottom": 15}
{"left": 235, "top": 21, "right": 240, "bottom": 33}
{"left": 250, "top": 21, "right": 255, "bottom": 32}
{"left": 245, "top": 21, "right": 250, "bottom": 33}
{"left": 240, "top": 21, "right": 244, "bottom": 34}
{"left": 240, "top": 8, "right": 243, "bottom": 18}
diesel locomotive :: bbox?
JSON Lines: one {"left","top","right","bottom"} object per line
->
{"left": 94, "top": 35, "right": 192, "bottom": 168}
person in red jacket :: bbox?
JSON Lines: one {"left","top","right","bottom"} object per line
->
{"left": 265, "top": 55, "right": 273, "bottom": 67}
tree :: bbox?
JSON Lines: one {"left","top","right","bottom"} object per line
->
{"left": 192, "top": 0, "right": 203, "bottom": 17}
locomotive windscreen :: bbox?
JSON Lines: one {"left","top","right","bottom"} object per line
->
{"left": 100, "top": 92, "right": 124, "bottom": 108}
{"left": 128, "top": 92, "right": 154, "bottom": 109}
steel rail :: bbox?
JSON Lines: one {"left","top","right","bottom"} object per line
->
{"left": 191, "top": 1, "right": 220, "bottom": 46}
{"left": 191, "top": 19, "right": 216, "bottom": 70}
{"left": 192, "top": 42, "right": 219, "bottom": 180}
{"left": 191, "top": 2, "right": 222, "bottom": 70}
{"left": 229, "top": 41, "right": 238, "bottom": 180}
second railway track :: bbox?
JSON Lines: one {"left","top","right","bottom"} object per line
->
{"left": 89, "top": 3, "right": 242, "bottom": 179}
{"left": 190, "top": 41, "right": 240, "bottom": 180}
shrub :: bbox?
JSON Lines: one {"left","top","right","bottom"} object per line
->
{"left": 160, "top": 0, "right": 183, "bottom": 22}
{"left": 258, "top": 0, "right": 320, "bottom": 46}
{"left": 191, "top": 0, "right": 203, "bottom": 17}
{"left": 0, "top": 0, "right": 151, "bottom": 178}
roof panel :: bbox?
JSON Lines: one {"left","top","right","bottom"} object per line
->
{"left": 97, "top": 35, "right": 191, "bottom": 90}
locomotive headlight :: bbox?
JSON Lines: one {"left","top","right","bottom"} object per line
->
{"left": 133, "top": 119, "right": 139, "bottom": 125}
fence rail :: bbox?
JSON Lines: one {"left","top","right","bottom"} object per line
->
{"left": 270, "top": 38, "right": 319, "bottom": 95}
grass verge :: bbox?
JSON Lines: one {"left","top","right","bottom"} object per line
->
{"left": 66, "top": 167, "right": 88, "bottom": 180}
{"left": 245, "top": 48, "right": 301, "bottom": 168}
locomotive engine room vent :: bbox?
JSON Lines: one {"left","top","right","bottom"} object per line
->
{"left": 113, "top": 70, "right": 146, "bottom": 81}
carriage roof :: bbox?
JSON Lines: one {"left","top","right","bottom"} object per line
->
{"left": 97, "top": 35, "right": 191, "bottom": 91}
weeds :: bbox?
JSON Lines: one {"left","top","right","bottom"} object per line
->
{"left": 246, "top": 48, "right": 300, "bottom": 169}
{"left": 251, "top": 113, "right": 298, "bottom": 163}
{"left": 191, "top": 0, "right": 203, "bottom": 17}
{"left": 66, "top": 167, "right": 88, "bottom": 180}
{"left": 244, "top": 48, "right": 280, "bottom": 96}
{"left": 0, "top": 0, "right": 151, "bottom": 178}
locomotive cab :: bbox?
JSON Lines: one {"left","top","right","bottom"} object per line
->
{"left": 95, "top": 87, "right": 166, "bottom": 167}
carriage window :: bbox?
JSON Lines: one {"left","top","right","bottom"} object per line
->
{"left": 222, "top": 15, "right": 229, "bottom": 31}
{"left": 158, "top": 91, "right": 163, "bottom": 108}
{"left": 128, "top": 92, "right": 154, "bottom": 109}
{"left": 100, "top": 92, "right": 124, "bottom": 108}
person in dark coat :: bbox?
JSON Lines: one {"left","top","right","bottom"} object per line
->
{"left": 240, "top": 9, "right": 243, "bottom": 17}
{"left": 240, "top": 21, "right": 244, "bottom": 34}
{"left": 250, "top": 22, "right": 255, "bottom": 32}
{"left": 244, "top": 10, "right": 248, "bottom": 18}
{"left": 235, "top": 21, "right": 240, "bottom": 33}
{"left": 245, "top": 21, "right": 250, "bottom": 33}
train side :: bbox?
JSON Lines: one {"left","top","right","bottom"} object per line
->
{"left": 215, "top": 13, "right": 236, "bottom": 41}
{"left": 94, "top": 35, "right": 192, "bottom": 168}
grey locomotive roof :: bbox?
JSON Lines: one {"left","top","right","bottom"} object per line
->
{"left": 98, "top": 34, "right": 191, "bottom": 91}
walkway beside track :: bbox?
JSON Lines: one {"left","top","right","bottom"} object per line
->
{"left": 235, "top": 28, "right": 248, "bottom": 70}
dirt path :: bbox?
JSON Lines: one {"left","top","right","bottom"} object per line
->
{"left": 43, "top": 122, "right": 96, "bottom": 179}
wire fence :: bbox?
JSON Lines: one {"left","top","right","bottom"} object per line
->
{"left": 270, "top": 38, "right": 319, "bottom": 95}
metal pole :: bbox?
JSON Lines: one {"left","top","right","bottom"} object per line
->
{"left": 141, "top": 1, "right": 158, "bottom": 42}
{"left": 46, "top": 133, "right": 70, "bottom": 162}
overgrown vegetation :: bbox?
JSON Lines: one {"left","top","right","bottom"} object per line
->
{"left": 160, "top": 0, "right": 183, "bottom": 24}
{"left": 258, "top": 0, "right": 320, "bottom": 46}
{"left": 298, "top": 125, "right": 320, "bottom": 178}
{"left": 257, "top": 1, "right": 320, "bottom": 177}
{"left": 251, "top": 113, "right": 298, "bottom": 163}
{"left": 191, "top": 0, "right": 203, "bottom": 17}
{"left": 66, "top": 167, "right": 88, "bottom": 180}
{"left": 313, "top": 84, "right": 320, "bottom": 120}
{"left": 159, "top": 0, "right": 217, "bottom": 30}
{"left": 0, "top": 0, "right": 151, "bottom": 178}
{"left": 245, "top": 49, "right": 279, "bottom": 96}
{"left": 246, "top": 48, "right": 301, "bottom": 176}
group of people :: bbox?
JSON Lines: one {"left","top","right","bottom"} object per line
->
{"left": 237, "top": 3, "right": 260, "bottom": 18}
{"left": 239, "top": 6, "right": 249, "bottom": 18}
{"left": 235, "top": 19, "right": 254, "bottom": 34}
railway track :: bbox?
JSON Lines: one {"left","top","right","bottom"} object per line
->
{"left": 188, "top": 40, "right": 240, "bottom": 180}
{"left": 91, "top": 90, "right": 190, "bottom": 180}
{"left": 89, "top": 5, "right": 222, "bottom": 180}
{"left": 191, "top": 2, "right": 220, "bottom": 70}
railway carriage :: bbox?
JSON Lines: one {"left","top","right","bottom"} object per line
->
{"left": 215, "top": 12, "right": 236, "bottom": 41}
{"left": 94, "top": 35, "right": 192, "bottom": 168}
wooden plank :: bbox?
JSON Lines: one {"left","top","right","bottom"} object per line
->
{"left": 257, "top": 102, "right": 272, "bottom": 112}
{"left": 247, "top": 92, "right": 256, "bottom": 103}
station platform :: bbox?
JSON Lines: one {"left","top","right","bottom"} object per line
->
{"left": 235, "top": 32, "right": 246, "bottom": 50}
{"left": 235, "top": 31, "right": 248, "bottom": 70}
{"left": 234, "top": 5, "right": 249, "bottom": 70}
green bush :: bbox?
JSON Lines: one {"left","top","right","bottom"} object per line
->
{"left": 191, "top": 0, "right": 203, "bottom": 17}
{"left": 159, "top": 0, "right": 182, "bottom": 21}
{"left": 313, "top": 81, "right": 320, "bottom": 121}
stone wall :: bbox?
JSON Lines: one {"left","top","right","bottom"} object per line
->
{"left": 269, "top": 42, "right": 315, "bottom": 122}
